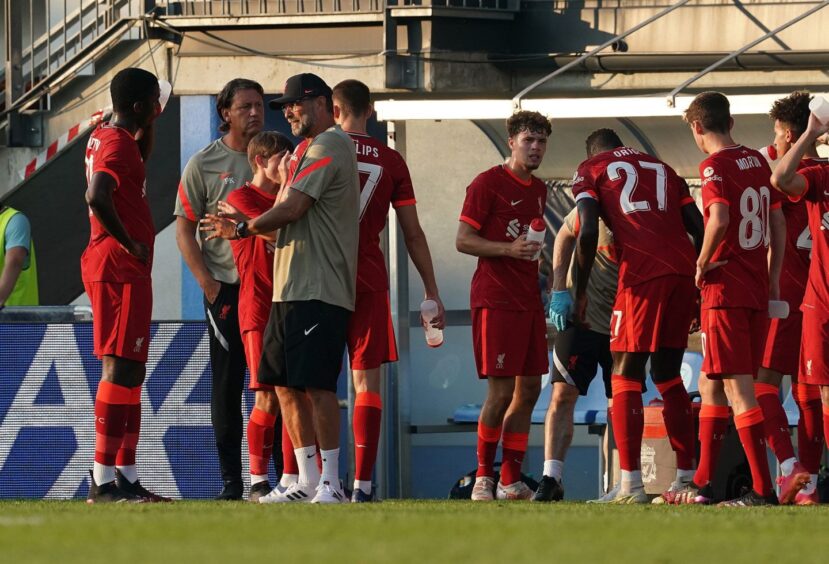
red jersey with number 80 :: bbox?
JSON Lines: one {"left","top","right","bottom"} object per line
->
{"left": 698, "top": 145, "right": 782, "bottom": 311}
{"left": 346, "top": 132, "right": 416, "bottom": 293}
{"left": 81, "top": 123, "right": 154, "bottom": 283}
{"left": 460, "top": 165, "right": 547, "bottom": 311}
{"left": 571, "top": 147, "right": 696, "bottom": 288}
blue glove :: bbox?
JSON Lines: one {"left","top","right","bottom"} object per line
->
{"left": 548, "top": 290, "right": 573, "bottom": 332}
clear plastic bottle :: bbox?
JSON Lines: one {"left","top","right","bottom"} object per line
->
{"left": 420, "top": 299, "right": 444, "bottom": 347}
{"left": 809, "top": 96, "right": 829, "bottom": 125}
{"left": 526, "top": 218, "right": 545, "bottom": 261}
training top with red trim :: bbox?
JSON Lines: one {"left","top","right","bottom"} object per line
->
{"left": 81, "top": 123, "right": 154, "bottom": 283}
{"left": 460, "top": 164, "right": 547, "bottom": 311}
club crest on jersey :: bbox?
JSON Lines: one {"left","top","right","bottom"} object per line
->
{"left": 496, "top": 353, "right": 505, "bottom": 370}
{"left": 133, "top": 337, "right": 144, "bottom": 353}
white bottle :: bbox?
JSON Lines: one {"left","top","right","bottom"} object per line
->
{"left": 526, "top": 218, "right": 546, "bottom": 261}
{"left": 420, "top": 299, "right": 444, "bottom": 348}
{"left": 809, "top": 96, "right": 829, "bottom": 125}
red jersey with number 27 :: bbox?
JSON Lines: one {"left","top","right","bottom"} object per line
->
{"left": 81, "top": 123, "right": 154, "bottom": 283}
{"left": 227, "top": 183, "right": 276, "bottom": 334}
{"left": 571, "top": 147, "right": 696, "bottom": 288}
{"left": 346, "top": 132, "right": 416, "bottom": 292}
{"left": 699, "top": 145, "right": 782, "bottom": 311}
{"left": 794, "top": 163, "right": 829, "bottom": 313}
{"left": 460, "top": 165, "right": 547, "bottom": 311}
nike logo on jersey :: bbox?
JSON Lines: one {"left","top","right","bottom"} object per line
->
{"left": 510, "top": 200, "right": 523, "bottom": 206}
{"left": 304, "top": 324, "right": 319, "bottom": 336}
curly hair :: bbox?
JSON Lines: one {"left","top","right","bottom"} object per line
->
{"left": 506, "top": 111, "right": 552, "bottom": 138}
{"left": 769, "top": 91, "right": 812, "bottom": 136}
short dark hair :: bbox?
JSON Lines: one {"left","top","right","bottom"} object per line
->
{"left": 247, "top": 131, "right": 295, "bottom": 173}
{"left": 506, "top": 111, "right": 552, "bottom": 138}
{"left": 110, "top": 67, "right": 158, "bottom": 114}
{"left": 770, "top": 91, "right": 812, "bottom": 137}
{"left": 332, "top": 79, "right": 371, "bottom": 118}
{"left": 585, "top": 128, "right": 624, "bottom": 156}
{"left": 683, "top": 91, "right": 731, "bottom": 134}
{"left": 216, "top": 78, "right": 264, "bottom": 133}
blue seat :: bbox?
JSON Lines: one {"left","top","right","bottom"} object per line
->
{"left": 782, "top": 386, "right": 800, "bottom": 427}
{"left": 680, "top": 351, "right": 703, "bottom": 394}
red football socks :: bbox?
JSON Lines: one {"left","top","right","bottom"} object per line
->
{"left": 500, "top": 431, "right": 529, "bottom": 486}
{"left": 694, "top": 404, "right": 729, "bottom": 487}
{"left": 476, "top": 422, "right": 501, "bottom": 478}
{"left": 611, "top": 375, "right": 644, "bottom": 472}
{"left": 115, "top": 385, "right": 142, "bottom": 468}
{"left": 823, "top": 404, "right": 829, "bottom": 452}
{"left": 754, "top": 383, "right": 796, "bottom": 463}
{"left": 794, "top": 384, "right": 823, "bottom": 474}
{"left": 94, "top": 381, "right": 132, "bottom": 470}
{"left": 735, "top": 407, "right": 774, "bottom": 497}
{"left": 248, "top": 408, "right": 277, "bottom": 478}
{"left": 655, "top": 376, "right": 695, "bottom": 470}
{"left": 281, "top": 421, "right": 298, "bottom": 476}
{"left": 353, "top": 391, "right": 383, "bottom": 482}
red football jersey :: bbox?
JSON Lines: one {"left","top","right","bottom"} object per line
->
{"left": 460, "top": 165, "right": 547, "bottom": 311}
{"left": 81, "top": 123, "right": 154, "bottom": 283}
{"left": 347, "top": 132, "right": 416, "bottom": 292}
{"left": 778, "top": 157, "right": 822, "bottom": 308}
{"left": 698, "top": 145, "right": 782, "bottom": 310}
{"left": 227, "top": 183, "right": 276, "bottom": 334}
{"left": 794, "top": 162, "right": 829, "bottom": 313}
{"left": 571, "top": 147, "right": 696, "bottom": 288}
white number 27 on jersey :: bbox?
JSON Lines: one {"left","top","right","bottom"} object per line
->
{"left": 607, "top": 161, "right": 667, "bottom": 214}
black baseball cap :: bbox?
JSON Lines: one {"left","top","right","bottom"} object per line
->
{"left": 268, "top": 73, "right": 332, "bottom": 109}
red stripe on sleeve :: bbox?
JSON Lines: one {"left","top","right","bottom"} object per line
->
{"left": 459, "top": 215, "right": 482, "bottom": 230}
{"left": 292, "top": 156, "right": 332, "bottom": 185}
{"left": 177, "top": 181, "right": 197, "bottom": 221}
{"left": 704, "top": 197, "right": 729, "bottom": 210}
{"left": 770, "top": 201, "right": 782, "bottom": 210}
{"left": 680, "top": 196, "right": 695, "bottom": 206}
{"left": 392, "top": 198, "right": 417, "bottom": 209}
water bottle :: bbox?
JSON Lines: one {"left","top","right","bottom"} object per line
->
{"left": 809, "top": 96, "right": 829, "bottom": 125}
{"left": 526, "top": 218, "right": 545, "bottom": 261}
{"left": 420, "top": 299, "right": 444, "bottom": 348}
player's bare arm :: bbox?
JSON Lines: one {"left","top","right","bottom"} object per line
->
{"left": 218, "top": 200, "right": 276, "bottom": 243}
{"left": 551, "top": 221, "right": 576, "bottom": 292}
{"left": 771, "top": 113, "right": 829, "bottom": 196}
{"left": 680, "top": 201, "right": 705, "bottom": 254}
{"left": 86, "top": 171, "right": 149, "bottom": 263}
{"left": 572, "top": 198, "right": 599, "bottom": 327}
{"left": 767, "top": 206, "right": 786, "bottom": 302}
{"left": 455, "top": 221, "right": 540, "bottom": 260}
{"left": 201, "top": 188, "right": 314, "bottom": 240}
{"left": 695, "top": 202, "right": 729, "bottom": 289}
{"left": 397, "top": 204, "right": 445, "bottom": 329}
{"left": 0, "top": 246, "right": 27, "bottom": 307}
{"left": 176, "top": 216, "right": 221, "bottom": 304}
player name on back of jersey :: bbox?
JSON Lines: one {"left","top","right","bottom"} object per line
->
{"left": 354, "top": 138, "right": 379, "bottom": 158}
{"left": 735, "top": 154, "right": 764, "bottom": 172}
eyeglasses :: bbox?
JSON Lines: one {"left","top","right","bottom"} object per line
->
{"left": 281, "top": 97, "right": 312, "bottom": 114}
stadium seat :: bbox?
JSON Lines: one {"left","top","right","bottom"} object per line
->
{"left": 680, "top": 351, "right": 703, "bottom": 394}
{"left": 781, "top": 385, "right": 799, "bottom": 427}
{"left": 573, "top": 366, "right": 609, "bottom": 425}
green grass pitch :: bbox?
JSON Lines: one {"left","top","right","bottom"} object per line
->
{"left": 2, "top": 500, "right": 828, "bottom": 563}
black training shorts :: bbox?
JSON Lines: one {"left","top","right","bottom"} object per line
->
{"left": 257, "top": 300, "right": 350, "bottom": 392}
{"left": 550, "top": 324, "right": 613, "bottom": 398}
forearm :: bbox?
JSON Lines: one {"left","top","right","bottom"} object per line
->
{"left": 551, "top": 230, "right": 575, "bottom": 292}
{"left": 88, "top": 199, "right": 135, "bottom": 251}
{"left": 456, "top": 230, "right": 511, "bottom": 258}
{"left": 768, "top": 211, "right": 786, "bottom": 291}
{"left": 697, "top": 220, "right": 727, "bottom": 268}
{"left": 177, "top": 225, "right": 215, "bottom": 288}
{"left": 404, "top": 230, "right": 440, "bottom": 297}
{"left": 573, "top": 231, "right": 598, "bottom": 298}
{"left": 771, "top": 132, "right": 817, "bottom": 196}
{"left": 249, "top": 202, "right": 302, "bottom": 235}
{"left": 0, "top": 260, "right": 24, "bottom": 305}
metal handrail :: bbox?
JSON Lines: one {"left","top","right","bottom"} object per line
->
{"left": 666, "top": 0, "right": 829, "bottom": 107}
{"left": 511, "top": 0, "right": 692, "bottom": 110}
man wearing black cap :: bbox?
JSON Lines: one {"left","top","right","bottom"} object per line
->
{"left": 201, "top": 73, "right": 359, "bottom": 504}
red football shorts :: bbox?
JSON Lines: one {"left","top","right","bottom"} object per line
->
{"left": 761, "top": 311, "right": 802, "bottom": 376}
{"left": 610, "top": 274, "right": 695, "bottom": 353}
{"left": 701, "top": 307, "right": 767, "bottom": 378}
{"left": 800, "top": 306, "right": 829, "bottom": 386}
{"left": 471, "top": 307, "right": 548, "bottom": 378}
{"left": 347, "top": 291, "right": 398, "bottom": 370}
{"left": 243, "top": 330, "right": 273, "bottom": 391}
{"left": 85, "top": 280, "right": 152, "bottom": 363}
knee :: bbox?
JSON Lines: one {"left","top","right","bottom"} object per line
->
{"left": 255, "top": 391, "right": 279, "bottom": 415}
{"left": 552, "top": 385, "right": 579, "bottom": 411}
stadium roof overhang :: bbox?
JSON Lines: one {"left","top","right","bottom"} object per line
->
{"left": 375, "top": 93, "right": 829, "bottom": 179}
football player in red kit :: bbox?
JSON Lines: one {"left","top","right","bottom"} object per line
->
{"left": 571, "top": 128, "right": 704, "bottom": 504}
{"left": 679, "top": 92, "right": 788, "bottom": 506}
{"left": 83, "top": 67, "right": 169, "bottom": 503}
{"left": 772, "top": 97, "right": 829, "bottom": 504}
{"left": 332, "top": 80, "right": 445, "bottom": 502}
{"left": 457, "top": 111, "right": 550, "bottom": 501}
